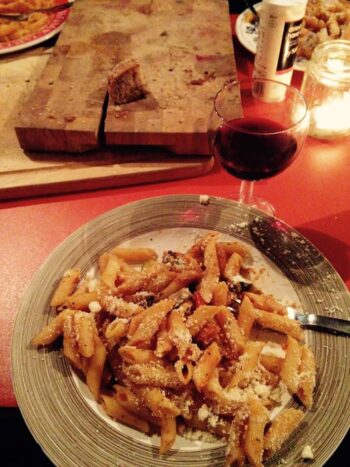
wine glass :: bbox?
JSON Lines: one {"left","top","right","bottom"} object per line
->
{"left": 208, "top": 78, "right": 309, "bottom": 216}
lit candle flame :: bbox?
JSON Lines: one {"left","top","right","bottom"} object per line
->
{"left": 309, "top": 93, "right": 350, "bottom": 140}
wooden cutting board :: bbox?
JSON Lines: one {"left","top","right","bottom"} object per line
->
{"left": 0, "top": 46, "right": 213, "bottom": 200}
{"left": 15, "top": 0, "right": 236, "bottom": 154}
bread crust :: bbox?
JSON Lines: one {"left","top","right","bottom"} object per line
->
{"left": 108, "top": 59, "right": 147, "bottom": 105}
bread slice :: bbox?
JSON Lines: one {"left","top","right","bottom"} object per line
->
{"left": 108, "top": 59, "right": 147, "bottom": 105}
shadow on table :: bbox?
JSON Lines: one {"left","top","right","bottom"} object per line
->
{"left": 2, "top": 408, "right": 53, "bottom": 467}
{"left": 296, "top": 210, "right": 350, "bottom": 284}
{"left": 1, "top": 407, "right": 348, "bottom": 466}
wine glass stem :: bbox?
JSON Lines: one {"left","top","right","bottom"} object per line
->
{"left": 238, "top": 180, "right": 255, "bottom": 206}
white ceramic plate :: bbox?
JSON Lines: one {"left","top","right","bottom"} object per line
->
{"left": 235, "top": 2, "right": 307, "bottom": 71}
{"left": 0, "top": 0, "right": 71, "bottom": 55}
{"left": 12, "top": 195, "right": 350, "bottom": 466}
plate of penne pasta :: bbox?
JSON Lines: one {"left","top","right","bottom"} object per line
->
{"left": 0, "top": 0, "right": 71, "bottom": 55}
{"left": 12, "top": 195, "right": 350, "bottom": 467}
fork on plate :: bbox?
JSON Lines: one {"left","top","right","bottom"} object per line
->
{"left": 287, "top": 307, "right": 350, "bottom": 336}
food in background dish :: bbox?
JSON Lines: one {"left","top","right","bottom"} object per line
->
{"left": 298, "top": 0, "right": 350, "bottom": 59}
{"left": 243, "top": 0, "right": 350, "bottom": 60}
{"left": 0, "top": 0, "right": 55, "bottom": 43}
{"left": 32, "top": 232, "right": 316, "bottom": 466}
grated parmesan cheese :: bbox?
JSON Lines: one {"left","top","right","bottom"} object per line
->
{"left": 262, "top": 343, "right": 286, "bottom": 359}
{"left": 199, "top": 194, "right": 210, "bottom": 205}
{"left": 301, "top": 445, "right": 314, "bottom": 460}
{"left": 88, "top": 301, "right": 102, "bottom": 313}
{"left": 87, "top": 278, "right": 98, "bottom": 292}
{"left": 182, "top": 428, "right": 221, "bottom": 443}
{"left": 103, "top": 296, "right": 141, "bottom": 314}
{"left": 85, "top": 268, "right": 95, "bottom": 280}
{"left": 252, "top": 382, "right": 270, "bottom": 398}
{"left": 231, "top": 274, "right": 252, "bottom": 285}
{"left": 197, "top": 404, "right": 210, "bottom": 421}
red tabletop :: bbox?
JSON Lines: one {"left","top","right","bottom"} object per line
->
{"left": 0, "top": 15, "right": 349, "bottom": 414}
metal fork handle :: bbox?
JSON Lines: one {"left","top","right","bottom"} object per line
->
{"left": 299, "top": 313, "right": 350, "bottom": 336}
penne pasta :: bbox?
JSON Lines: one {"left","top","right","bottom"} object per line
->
{"left": 101, "top": 394, "right": 150, "bottom": 433}
{"left": 118, "top": 345, "right": 158, "bottom": 364}
{"left": 216, "top": 242, "right": 229, "bottom": 277}
{"left": 217, "top": 241, "right": 250, "bottom": 259}
{"left": 105, "top": 318, "right": 129, "bottom": 349}
{"left": 100, "top": 254, "right": 123, "bottom": 289}
{"left": 157, "top": 269, "right": 201, "bottom": 300}
{"left": 226, "top": 420, "right": 245, "bottom": 467}
{"left": 86, "top": 335, "right": 107, "bottom": 401}
{"left": 212, "top": 281, "right": 229, "bottom": 306}
{"left": 264, "top": 408, "right": 304, "bottom": 455}
{"left": 227, "top": 341, "right": 264, "bottom": 389}
{"left": 114, "top": 385, "right": 162, "bottom": 426}
{"left": 74, "top": 312, "right": 96, "bottom": 358}
{"left": 223, "top": 252, "right": 243, "bottom": 281}
{"left": 113, "top": 271, "right": 150, "bottom": 297}
{"left": 245, "top": 292, "right": 287, "bottom": 315}
{"left": 237, "top": 295, "right": 257, "bottom": 337}
{"left": 215, "top": 307, "right": 246, "bottom": 354}
{"left": 160, "top": 416, "right": 177, "bottom": 454}
{"left": 155, "top": 318, "right": 173, "bottom": 357}
{"left": 255, "top": 309, "right": 304, "bottom": 341}
{"left": 32, "top": 231, "right": 316, "bottom": 464}
{"left": 135, "top": 387, "right": 181, "bottom": 418}
{"left": 197, "top": 233, "right": 220, "bottom": 303}
{"left": 244, "top": 399, "right": 269, "bottom": 467}
{"left": 168, "top": 309, "right": 198, "bottom": 360}
{"left": 98, "top": 252, "right": 109, "bottom": 274}
{"left": 193, "top": 341, "right": 221, "bottom": 390}
{"left": 110, "top": 246, "right": 158, "bottom": 263}
{"left": 195, "top": 319, "right": 220, "bottom": 346}
{"left": 297, "top": 345, "right": 316, "bottom": 408}
{"left": 186, "top": 305, "right": 226, "bottom": 336}
{"left": 50, "top": 269, "right": 81, "bottom": 307}
{"left": 185, "top": 409, "right": 231, "bottom": 438}
{"left": 174, "top": 359, "right": 193, "bottom": 385}
{"left": 128, "top": 298, "right": 176, "bottom": 347}
{"left": 127, "top": 308, "right": 149, "bottom": 336}
{"left": 64, "top": 291, "right": 99, "bottom": 311}
{"left": 123, "top": 362, "right": 184, "bottom": 389}
{"left": 260, "top": 354, "right": 284, "bottom": 375}
{"left": 280, "top": 336, "right": 302, "bottom": 394}
{"left": 0, "top": 1, "right": 56, "bottom": 44}
{"left": 63, "top": 313, "right": 82, "bottom": 371}
{"left": 32, "top": 309, "right": 75, "bottom": 346}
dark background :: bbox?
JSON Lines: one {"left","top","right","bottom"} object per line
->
{"left": 229, "top": 0, "right": 260, "bottom": 14}
{"left": 2, "top": 407, "right": 349, "bottom": 466}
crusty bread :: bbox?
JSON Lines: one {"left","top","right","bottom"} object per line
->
{"left": 108, "top": 59, "right": 147, "bottom": 105}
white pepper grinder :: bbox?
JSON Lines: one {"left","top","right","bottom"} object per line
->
{"left": 253, "top": 0, "right": 307, "bottom": 86}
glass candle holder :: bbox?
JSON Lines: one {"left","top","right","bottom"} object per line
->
{"left": 301, "top": 40, "right": 350, "bottom": 141}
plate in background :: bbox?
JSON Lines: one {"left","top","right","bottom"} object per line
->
{"left": 0, "top": 0, "right": 72, "bottom": 55}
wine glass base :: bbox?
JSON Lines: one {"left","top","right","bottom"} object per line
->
{"left": 234, "top": 193, "right": 275, "bottom": 217}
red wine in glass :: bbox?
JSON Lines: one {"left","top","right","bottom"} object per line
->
{"left": 208, "top": 78, "right": 309, "bottom": 215}
{"left": 213, "top": 116, "right": 298, "bottom": 181}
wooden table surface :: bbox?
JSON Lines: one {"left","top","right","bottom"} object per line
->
{"left": 0, "top": 6, "right": 349, "bottom": 466}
